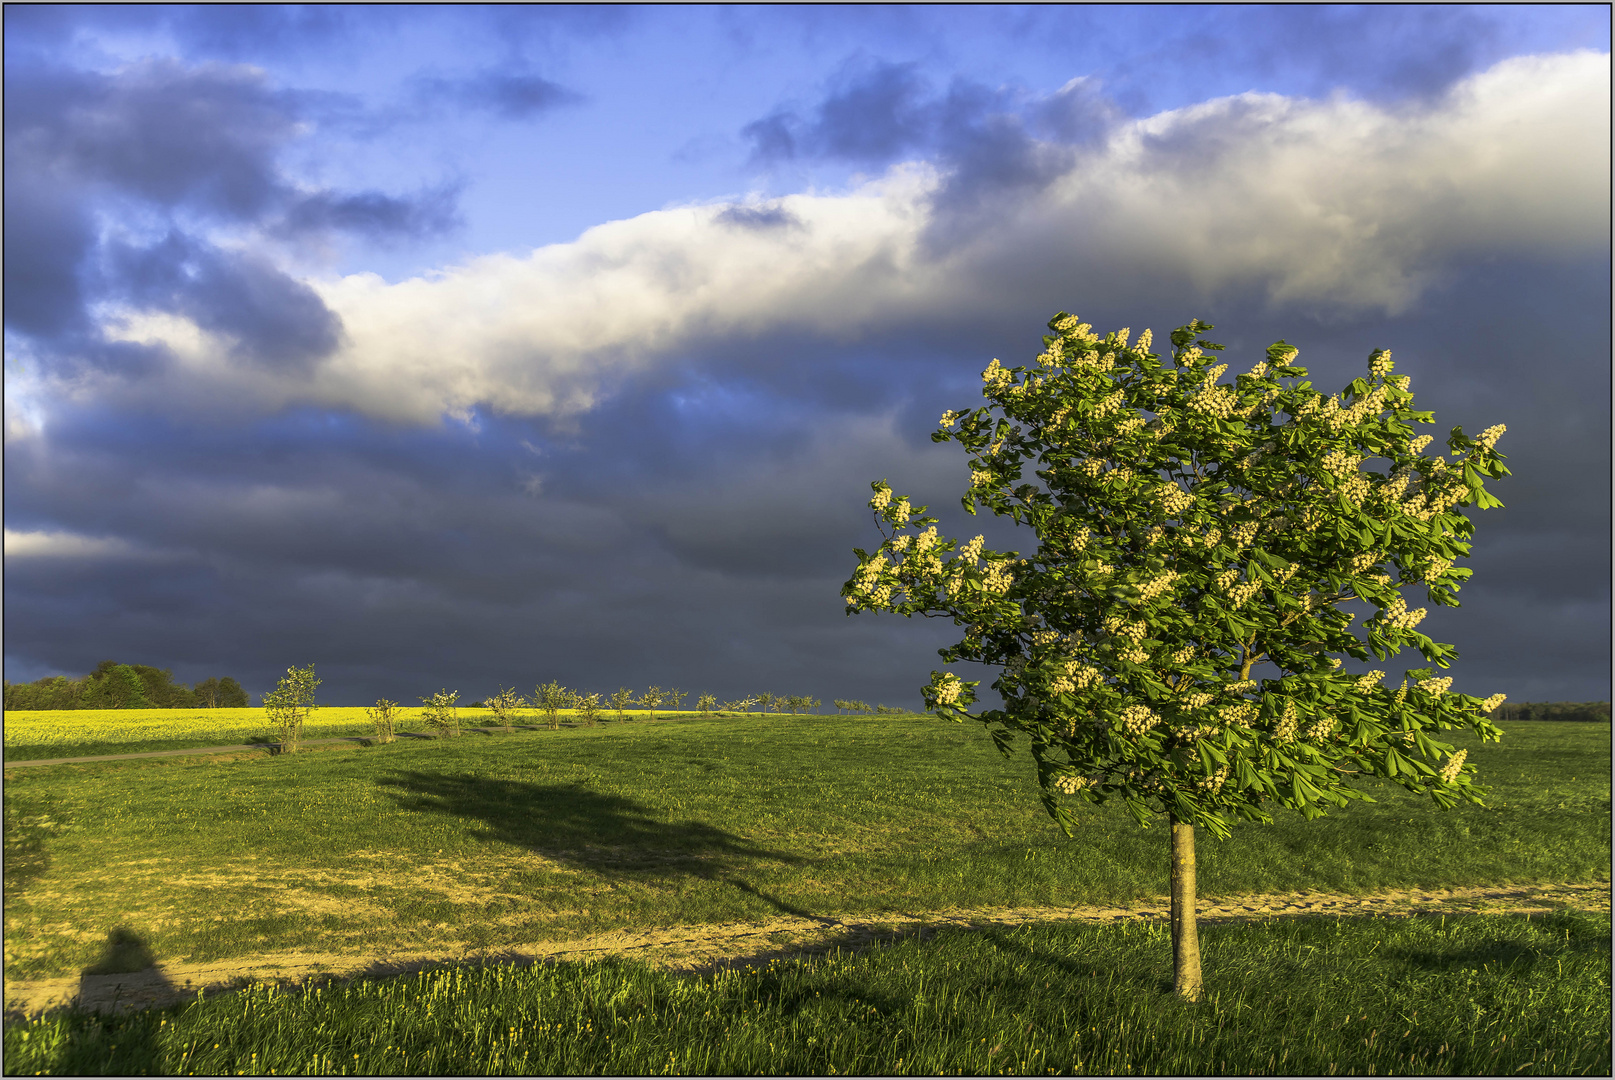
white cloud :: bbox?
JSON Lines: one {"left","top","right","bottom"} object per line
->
{"left": 79, "top": 49, "right": 1611, "bottom": 424}
{"left": 4, "top": 529, "right": 144, "bottom": 559}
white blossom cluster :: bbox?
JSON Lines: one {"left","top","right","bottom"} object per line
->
{"left": 1341, "top": 383, "right": 1390, "bottom": 428}
{"left": 1417, "top": 675, "right": 1454, "bottom": 696}
{"left": 870, "top": 484, "right": 892, "bottom": 511}
{"left": 959, "top": 535, "right": 986, "bottom": 563}
{"left": 1144, "top": 416, "right": 1174, "bottom": 440}
{"left": 1272, "top": 698, "right": 1299, "bottom": 743}
{"left": 939, "top": 409, "right": 961, "bottom": 429}
{"left": 1181, "top": 690, "right": 1215, "bottom": 709}
{"left": 850, "top": 553, "right": 893, "bottom": 607}
{"left": 1226, "top": 581, "right": 1262, "bottom": 609}
{"left": 1321, "top": 448, "right": 1363, "bottom": 481}
{"left": 1393, "top": 680, "right": 1409, "bottom": 705}
{"left": 1113, "top": 416, "right": 1145, "bottom": 437}
{"left": 1272, "top": 561, "right": 1299, "bottom": 587}
{"left": 1136, "top": 569, "right": 1181, "bottom": 603}
{"left": 1118, "top": 645, "right": 1151, "bottom": 664}
{"left": 982, "top": 560, "right": 1016, "bottom": 595}
{"left": 1219, "top": 701, "right": 1259, "bottom": 727}
{"left": 1226, "top": 679, "right": 1259, "bottom": 694}
{"left": 1136, "top": 329, "right": 1153, "bottom": 352}
{"left": 1380, "top": 596, "right": 1429, "bottom": 631}
{"left": 1228, "top": 520, "right": 1260, "bottom": 548}
{"left": 892, "top": 498, "right": 912, "bottom": 523}
{"left": 1118, "top": 703, "right": 1161, "bottom": 737}
{"left": 1113, "top": 327, "right": 1132, "bottom": 347}
{"left": 970, "top": 468, "right": 994, "bottom": 488}
{"left": 1155, "top": 484, "right": 1195, "bottom": 517}
{"left": 1348, "top": 550, "right": 1384, "bottom": 575}
{"left": 1305, "top": 711, "right": 1338, "bottom": 740}
{"left": 1423, "top": 556, "right": 1453, "bottom": 584}
{"left": 1438, "top": 749, "right": 1469, "bottom": 784}
{"left": 890, "top": 534, "right": 912, "bottom": 552}
{"left": 1077, "top": 458, "right": 1105, "bottom": 479}
{"left": 1341, "top": 474, "right": 1373, "bottom": 505}
{"left": 1354, "top": 671, "right": 1386, "bottom": 692}
{"left": 1481, "top": 692, "right": 1507, "bottom": 713}
{"left": 1188, "top": 374, "right": 1240, "bottom": 419}
{"left": 1407, "top": 434, "right": 1434, "bottom": 454}
{"left": 1052, "top": 314, "right": 1097, "bottom": 339}
{"left": 1106, "top": 465, "right": 1135, "bottom": 487}
{"left": 1174, "top": 720, "right": 1222, "bottom": 743}
{"left": 1092, "top": 388, "right": 1128, "bottom": 418}
{"left": 1473, "top": 423, "right": 1507, "bottom": 452}
{"left": 981, "top": 358, "right": 1013, "bottom": 391}
{"left": 1197, "top": 763, "right": 1231, "bottom": 794}
{"left": 1052, "top": 772, "right": 1092, "bottom": 795}
{"left": 1370, "top": 350, "right": 1395, "bottom": 380}
{"left": 1050, "top": 406, "right": 1071, "bottom": 426}
{"left": 1104, "top": 615, "right": 1150, "bottom": 643}
{"left": 930, "top": 673, "right": 964, "bottom": 706}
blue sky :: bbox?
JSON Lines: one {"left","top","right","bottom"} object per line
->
{"left": 4, "top": 4, "right": 1609, "bottom": 709}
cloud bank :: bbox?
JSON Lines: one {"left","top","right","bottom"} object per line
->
{"left": 21, "top": 49, "right": 1604, "bottom": 428}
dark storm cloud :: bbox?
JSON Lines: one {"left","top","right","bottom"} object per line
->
{"left": 412, "top": 70, "right": 585, "bottom": 120}
{"left": 742, "top": 58, "right": 933, "bottom": 167}
{"left": 2, "top": 172, "right": 96, "bottom": 339}
{"left": 2, "top": 54, "right": 457, "bottom": 373}
{"left": 738, "top": 56, "right": 1110, "bottom": 240}
{"left": 5, "top": 58, "right": 297, "bottom": 220}
{"left": 1222, "top": 5, "right": 1505, "bottom": 108}
{"left": 5, "top": 252, "right": 1608, "bottom": 708}
{"left": 714, "top": 203, "right": 802, "bottom": 231}
{"left": 4, "top": 57, "right": 461, "bottom": 235}
{"left": 102, "top": 231, "right": 345, "bottom": 371}
{"left": 275, "top": 186, "right": 464, "bottom": 243}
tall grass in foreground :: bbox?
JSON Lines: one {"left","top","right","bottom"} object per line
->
{"left": 5, "top": 910, "right": 1607, "bottom": 1076}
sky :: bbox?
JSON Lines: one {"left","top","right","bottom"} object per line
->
{"left": 4, "top": 4, "right": 1610, "bottom": 711}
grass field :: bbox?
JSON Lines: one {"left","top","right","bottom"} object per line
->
{"left": 2, "top": 713, "right": 1609, "bottom": 1074}
{"left": 5, "top": 910, "right": 1607, "bottom": 1075}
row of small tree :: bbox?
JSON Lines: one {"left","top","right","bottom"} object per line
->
{"left": 256, "top": 666, "right": 849, "bottom": 752}
{"left": 832, "top": 700, "right": 910, "bottom": 715}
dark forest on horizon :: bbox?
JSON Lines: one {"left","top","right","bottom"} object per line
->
{"left": 3, "top": 661, "right": 249, "bottom": 711}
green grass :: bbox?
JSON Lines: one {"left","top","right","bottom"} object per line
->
{"left": 3, "top": 909, "right": 1607, "bottom": 1076}
{"left": 2, "top": 715, "right": 1607, "bottom": 984}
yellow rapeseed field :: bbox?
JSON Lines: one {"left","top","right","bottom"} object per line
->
{"left": 2, "top": 706, "right": 506, "bottom": 746}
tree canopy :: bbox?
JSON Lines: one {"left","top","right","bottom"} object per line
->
{"left": 3, "top": 662, "right": 249, "bottom": 710}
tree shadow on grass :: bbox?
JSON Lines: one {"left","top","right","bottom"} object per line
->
{"left": 375, "top": 770, "right": 806, "bottom": 892}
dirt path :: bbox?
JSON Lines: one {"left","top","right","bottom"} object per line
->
{"left": 6, "top": 880, "right": 1606, "bottom": 1020}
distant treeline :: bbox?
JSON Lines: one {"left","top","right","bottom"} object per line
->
{"left": 3, "top": 661, "right": 249, "bottom": 710}
{"left": 1492, "top": 701, "right": 1610, "bottom": 724}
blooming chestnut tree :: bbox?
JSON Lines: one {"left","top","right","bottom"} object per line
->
{"left": 842, "top": 312, "right": 1511, "bottom": 1000}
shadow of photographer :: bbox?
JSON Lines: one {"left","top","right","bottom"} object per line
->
{"left": 75, "top": 927, "right": 181, "bottom": 1015}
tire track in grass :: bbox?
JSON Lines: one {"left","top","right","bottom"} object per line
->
{"left": 5, "top": 880, "right": 1607, "bottom": 1019}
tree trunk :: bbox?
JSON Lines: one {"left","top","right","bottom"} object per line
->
{"left": 1170, "top": 813, "right": 1203, "bottom": 1002}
